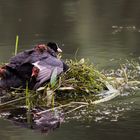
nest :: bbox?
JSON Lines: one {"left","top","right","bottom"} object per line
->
{"left": 1, "top": 58, "right": 140, "bottom": 130}
{"left": 53, "top": 59, "right": 107, "bottom": 102}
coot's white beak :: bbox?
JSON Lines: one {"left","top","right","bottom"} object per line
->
{"left": 57, "top": 47, "right": 62, "bottom": 53}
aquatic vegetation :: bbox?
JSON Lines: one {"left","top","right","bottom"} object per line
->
{"left": 0, "top": 59, "right": 139, "bottom": 107}
{"left": 0, "top": 59, "right": 111, "bottom": 108}
{"left": 0, "top": 58, "right": 140, "bottom": 130}
{"left": 53, "top": 59, "right": 108, "bottom": 104}
{"left": 62, "top": 59, "right": 106, "bottom": 93}
{"left": 104, "top": 59, "right": 140, "bottom": 90}
{"left": 14, "top": 35, "right": 19, "bottom": 56}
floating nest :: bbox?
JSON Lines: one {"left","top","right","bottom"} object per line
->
{"left": 0, "top": 58, "right": 140, "bottom": 132}
{"left": 0, "top": 59, "right": 108, "bottom": 109}
{"left": 1, "top": 58, "right": 140, "bottom": 108}
{"left": 54, "top": 59, "right": 107, "bottom": 102}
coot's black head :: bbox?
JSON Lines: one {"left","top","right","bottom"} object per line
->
{"left": 47, "top": 42, "right": 62, "bottom": 53}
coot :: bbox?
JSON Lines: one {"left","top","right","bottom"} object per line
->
{"left": 0, "top": 42, "right": 67, "bottom": 90}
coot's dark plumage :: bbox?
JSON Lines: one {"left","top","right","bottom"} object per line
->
{"left": 7, "top": 43, "right": 59, "bottom": 70}
{"left": 0, "top": 42, "right": 68, "bottom": 90}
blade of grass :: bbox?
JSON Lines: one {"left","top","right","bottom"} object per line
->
{"left": 25, "top": 81, "right": 31, "bottom": 126}
{"left": 50, "top": 68, "right": 58, "bottom": 88}
{"left": 50, "top": 68, "right": 58, "bottom": 110}
{"left": 15, "top": 35, "right": 19, "bottom": 56}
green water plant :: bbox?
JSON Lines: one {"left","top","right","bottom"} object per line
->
{"left": 14, "top": 35, "right": 19, "bottom": 56}
{"left": 1, "top": 57, "right": 140, "bottom": 117}
{"left": 57, "top": 59, "right": 107, "bottom": 96}
{"left": 25, "top": 81, "right": 32, "bottom": 125}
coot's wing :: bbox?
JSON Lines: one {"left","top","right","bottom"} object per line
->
{"left": 38, "top": 57, "right": 64, "bottom": 68}
{"left": 39, "top": 56, "right": 69, "bottom": 72}
{"left": 33, "top": 67, "right": 52, "bottom": 90}
{"left": 33, "top": 65, "right": 63, "bottom": 90}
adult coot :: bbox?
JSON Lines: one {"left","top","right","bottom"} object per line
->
{"left": 0, "top": 42, "right": 68, "bottom": 90}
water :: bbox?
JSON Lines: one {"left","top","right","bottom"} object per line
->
{"left": 0, "top": 0, "right": 140, "bottom": 140}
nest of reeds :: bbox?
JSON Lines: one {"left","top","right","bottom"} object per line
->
{"left": 54, "top": 59, "right": 107, "bottom": 102}
{"left": 1, "top": 58, "right": 140, "bottom": 129}
{"left": 62, "top": 59, "right": 106, "bottom": 92}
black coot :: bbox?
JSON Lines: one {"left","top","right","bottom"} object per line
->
{"left": 0, "top": 42, "right": 68, "bottom": 90}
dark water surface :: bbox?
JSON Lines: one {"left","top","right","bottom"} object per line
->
{"left": 0, "top": 0, "right": 140, "bottom": 140}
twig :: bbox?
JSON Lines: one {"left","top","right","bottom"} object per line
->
{"left": 0, "top": 91, "right": 37, "bottom": 108}
{"left": 128, "top": 80, "right": 140, "bottom": 85}
{"left": 36, "top": 88, "right": 120, "bottom": 115}
{"left": 58, "top": 87, "right": 75, "bottom": 90}
{"left": 0, "top": 97, "right": 25, "bottom": 108}
{"left": 120, "top": 64, "right": 128, "bottom": 83}
{"left": 70, "top": 101, "right": 89, "bottom": 105}
{"left": 64, "top": 105, "right": 86, "bottom": 115}
{"left": 36, "top": 102, "right": 72, "bottom": 115}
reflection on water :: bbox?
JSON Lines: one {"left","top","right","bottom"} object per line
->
{"left": 65, "top": 91, "right": 140, "bottom": 123}
{"left": 1, "top": 91, "right": 140, "bottom": 140}
{"left": 47, "top": 91, "right": 140, "bottom": 140}
{"left": 0, "top": 119, "right": 48, "bottom": 140}
{"left": 0, "top": 0, "right": 140, "bottom": 140}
